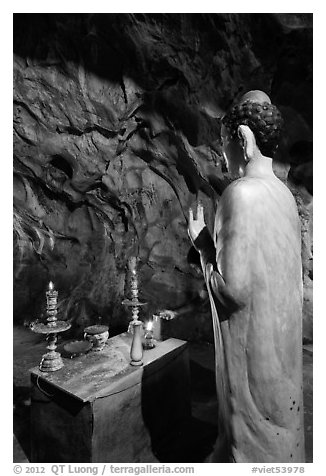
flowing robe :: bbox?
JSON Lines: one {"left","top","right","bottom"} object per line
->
{"left": 194, "top": 173, "right": 305, "bottom": 463}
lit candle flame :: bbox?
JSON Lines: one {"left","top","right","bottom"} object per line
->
{"left": 49, "top": 281, "right": 54, "bottom": 291}
{"left": 146, "top": 321, "right": 153, "bottom": 331}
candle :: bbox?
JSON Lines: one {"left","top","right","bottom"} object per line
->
{"left": 129, "top": 257, "right": 139, "bottom": 301}
{"left": 46, "top": 281, "right": 58, "bottom": 326}
{"left": 144, "top": 320, "right": 155, "bottom": 349}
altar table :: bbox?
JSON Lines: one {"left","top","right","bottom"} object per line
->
{"left": 30, "top": 333, "right": 190, "bottom": 463}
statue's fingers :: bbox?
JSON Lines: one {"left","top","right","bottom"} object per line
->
{"left": 189, "top": 208, "right": 194, "bottom": 222}
{"left": 198, "top": 202, "right": 204, "bottom": 220}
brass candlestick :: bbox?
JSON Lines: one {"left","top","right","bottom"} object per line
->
{"left": 122, "top": 257, "right": 147, "bottom": 333}
{"left": 122, "top": 257, "right": 148, "bottom": 365}
{"left": 32, "top": 281, "right": 71, "bottom": 372}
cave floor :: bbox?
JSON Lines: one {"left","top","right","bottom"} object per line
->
{"left": 13, "top": 326, "right": 313, "bottom": 463}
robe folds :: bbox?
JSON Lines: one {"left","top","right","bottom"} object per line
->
{"left": 194, "top": 175, "right": 305, "bottom": 463}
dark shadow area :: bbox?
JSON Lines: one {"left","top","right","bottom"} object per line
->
{"left": 29, "top": 375, "right": 92, "bottom": 463}
{"left": 288, "top": 141, "right": 313, "bottom": 195}
{"left": 141, "top": 350, "right": 218, "bottom": 462}
{"left": 50, "top": 156, "right": 74, "bottom": 179}
{"left": 149, "top": 418, "right": 217, "bottom": 463}
{"left": 13, "top": 384, "right": 31, "bottom": 461}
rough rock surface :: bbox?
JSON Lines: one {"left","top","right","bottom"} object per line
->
{"left": 13, "top": 13, "right": 312, "bottom": 341}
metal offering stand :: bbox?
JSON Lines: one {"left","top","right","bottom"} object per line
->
{"left": 32, "top": 281, "right": 71, "bottom": 372}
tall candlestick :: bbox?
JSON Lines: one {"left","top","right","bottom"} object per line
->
{"left": 31, "top": 281, "right": 71, "bottom": 372}
{"left": 122, "top": 258, "right": 147, "bottom": 365}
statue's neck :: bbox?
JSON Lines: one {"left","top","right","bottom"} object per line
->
{"left": 244, "top": 153, "right": 274, "bottom": 178}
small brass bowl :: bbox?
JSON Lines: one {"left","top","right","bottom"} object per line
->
{"left": 63, "top": 340, "right": 93, "bottom": 358}
{"left": 84, "top": 325, "right": 109, "bottom": 351}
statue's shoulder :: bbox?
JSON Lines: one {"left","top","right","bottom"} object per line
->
{"left": 222, "top": 178, "right": 260, "bottom": 203}
{"left": 221, "top": 175, "right": 298, "bottom": 215}
{"left": 224, "top": 175, "right": 289, "bottom": 198}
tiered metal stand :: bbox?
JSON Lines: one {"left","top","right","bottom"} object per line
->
{"left": 32, "top": 283, "right": 70, "bottom": 372}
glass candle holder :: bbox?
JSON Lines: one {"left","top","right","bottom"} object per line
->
{"left": 143, "top": 321, "right": 155, "bottom": 350}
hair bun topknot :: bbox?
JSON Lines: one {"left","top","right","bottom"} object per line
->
{"left": 222, "top": 100, "right": 284, "bottom": 157}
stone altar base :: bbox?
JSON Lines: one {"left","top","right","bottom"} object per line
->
{"left": 30, "top": 333, "right": 190, "bottom": 463}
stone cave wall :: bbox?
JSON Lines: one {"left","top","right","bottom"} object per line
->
{"left": 13, "top": 13, "right": 313, "bottom": 342}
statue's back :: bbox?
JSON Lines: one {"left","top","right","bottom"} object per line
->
{"left": 212, "top": 175, "right": 305, "bottom": 463}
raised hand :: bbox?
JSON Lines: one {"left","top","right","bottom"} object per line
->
{"left": 188, "top": 202, "right": 206, "bottom": 243}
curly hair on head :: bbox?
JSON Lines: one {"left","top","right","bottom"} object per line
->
{"left": 222, "top": 100, "right": 284, "bottom": 157}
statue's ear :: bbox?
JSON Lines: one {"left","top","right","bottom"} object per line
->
{"left": 237, "top": 125, "right": 257, "bottom": 162}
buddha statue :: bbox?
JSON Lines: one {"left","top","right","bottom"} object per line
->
{"left": 188, "top": 90, "right": 305, "bottom": 463}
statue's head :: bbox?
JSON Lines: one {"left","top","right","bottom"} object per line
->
{"left": 220, "top": 90, "right": 284, "bottom": 177}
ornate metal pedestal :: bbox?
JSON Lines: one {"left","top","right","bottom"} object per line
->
{"left": 122, "top": 298, "right": 147, "bottom": 333}
{"left": 32, "top": 321, "right": 71, "bottom": 371}
{"left": 32, "top": 282, "right": 70, "bottom": 372}
{"left": 129, "top": 320, "right": 144, "bottom": 366}
{"left": 122, "top": 298, "right": 147, "bottom": 366}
